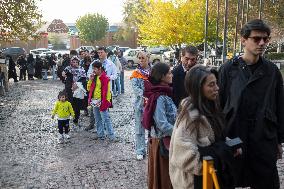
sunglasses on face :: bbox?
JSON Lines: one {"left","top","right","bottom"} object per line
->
{"left": 247, "top": 36, "right": 271, "bottom": 43}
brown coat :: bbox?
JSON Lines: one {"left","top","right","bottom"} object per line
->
{"left": 169, "top": 102, "right": 215, "bottom": 189}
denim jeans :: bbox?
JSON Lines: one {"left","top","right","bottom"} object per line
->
{"left": 52, "top": 65, "right": 57, "bottom": 80}
{"left": 93, "top": 107, "right": 115, "bottom": 139}
{"left": 120, "top": 71, "right": 124, "bottom": 93}
{"left": 134, "top": 109, "right": 146, "bottom": 155}
{"left": 42, "top": 69, "right": 48, "bottom": 80}
{"left": 113, "top": 73, "right": 121, "bottom": 95}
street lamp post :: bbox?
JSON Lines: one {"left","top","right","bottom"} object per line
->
{"left": 246, "top": 0, "right": 249, "bottom": 22}
{"left": 259, "top": 0, "right": 263, "bottom": 19}
{"left": 233, "top": 0, "right": 241, "bottom": 55}
{"left": 215, "top": 0, "right": 220, "bottom": 57}
{"left": 204, "top": 0, "right": 209, "bottom": 59}
{"left": 222, "top": 0, "right": 229, "bottom": 63}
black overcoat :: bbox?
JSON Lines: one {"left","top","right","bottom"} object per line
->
{"left": 218, "top": 56, "right": 284, "bottom": 189}
{"left": 172, "top": 64, "right": 187, "bottom": 108}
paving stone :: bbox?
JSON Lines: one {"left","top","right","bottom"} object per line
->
{"left": 0, "top": 71, "right": 147, "bottom": 189}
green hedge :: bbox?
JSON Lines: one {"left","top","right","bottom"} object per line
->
{"left": 265, "top": 53, "right": 284, "bottom": 60}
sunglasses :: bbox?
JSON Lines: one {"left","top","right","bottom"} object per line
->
{"left": 138, "top": 57, "right": 146, "bottom": 60}
{"left": 247, "top": 36, "right": 271, "bottom": 43}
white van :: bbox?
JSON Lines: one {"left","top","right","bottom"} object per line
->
{"left": 123, "top": 48, "right": 167, "bottom": 68}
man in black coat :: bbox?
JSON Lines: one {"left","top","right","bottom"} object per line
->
{"left": 172, "top": 46, "right": 198, "bottom": 107}
{"left": 17, "top": 55, "right": 27, "bottom": 80}
{"left": 218, "top": 19, "right": 284, "bottom": 189}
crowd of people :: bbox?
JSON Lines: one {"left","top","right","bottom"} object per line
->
{"left": 132, "top": 19, "right": 283, "bottom": 189}
{"left": 52, "top": 47, "right": 127, "bottom": 142}
{"left": 6, "top": 53, "right": 58, "bottom": 82}
{"left": 18, "top": 19, "right": 284, "bottom": 189}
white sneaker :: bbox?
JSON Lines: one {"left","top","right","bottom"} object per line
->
{"left": 58, "top": 134, "right": 64, "bottom": 144}
{"left": 136, "top": 154, "right": 144, "bottom": 160}
{"left": 64, "top": 134, "right": 70, "bottom": 139}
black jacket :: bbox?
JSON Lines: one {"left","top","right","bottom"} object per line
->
{"left": 172, "top": 64, "right": 187, "bottom": 108}
{"left": 218, "top": 56, "right": 284, "bottom": 189}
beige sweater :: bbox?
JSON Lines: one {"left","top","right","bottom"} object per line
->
{"left": 169, "top": 103, "right": 215, "bottom": 189}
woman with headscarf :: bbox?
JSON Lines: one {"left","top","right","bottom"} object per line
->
{"left": 62, "top": 56, "right": 87, "bottom": 130}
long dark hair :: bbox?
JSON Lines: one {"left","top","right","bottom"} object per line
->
{"left": 176, "top": 65, "right": 224, "bottom": 138}
{"left": 149, "top": 62, "right": 170, "bottom": 85}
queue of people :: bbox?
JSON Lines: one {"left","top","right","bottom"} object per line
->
{"left": 129, "top": 19, "right": 283, "bottom": 189}
{"left": 50, "top": 19, "right": 284, "bottom": 189}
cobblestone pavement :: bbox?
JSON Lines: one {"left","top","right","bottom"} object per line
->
{"left": 0, "top": 70, "right": 147, "bottom": 189}
{"left": 1, "top": 70, "right": 284, "bottom": 189}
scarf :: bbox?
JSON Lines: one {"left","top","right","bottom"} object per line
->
{"left": 130, "top": 65, "right": 151, "bottom": 80}
{"left": 142, "top": 80, "right": 173, "bottom": 131}
{"left": 64, "top": 66, "right": 86, "bottom": 82}
{"left": 137, "top": 64, "right": 150, "bottom": 78}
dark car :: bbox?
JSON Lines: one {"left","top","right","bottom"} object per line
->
{"left": 3, "top": 47, "right": 26, "bottom": 60}
{"left": 119, "top": 47, "right": 130, "bottom": 52}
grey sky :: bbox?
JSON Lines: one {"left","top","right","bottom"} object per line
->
{"left": 38, "top": 0, "right": 125, "bottom": 24}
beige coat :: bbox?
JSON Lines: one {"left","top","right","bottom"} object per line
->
{"left": 169, "top": 102, "right": 215, "bottom": 189}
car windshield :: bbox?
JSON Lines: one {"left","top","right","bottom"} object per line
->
{"left": 148, "top": 47, "right": 169, "bottom": 54}
{"left": 8, "top": 48, "right": 24, "bottom": 53}
{"left": 38, "top": 49, "right": 50, "bottom": 53}
{"left": 31, "top": 51, "right": 40, "bottom": 54}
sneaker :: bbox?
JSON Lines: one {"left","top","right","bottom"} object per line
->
{"left": 58, "top": 134, "right": 64, "bottom": 144}
{"left": 109, "top": 137, "right": 120, "bottom": 143}
{"left": 64, "top": 134, "right": 70, "bottom": 139}
{"left": 136, "top": 154, "right": 144, "bottom": 160}
{"left": 91, "top": 135, "right": 105, "bottom": 141}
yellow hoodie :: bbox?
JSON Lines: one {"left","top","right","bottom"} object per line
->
{"left": 52, "top": 101, "right": 75, "bottom": 119}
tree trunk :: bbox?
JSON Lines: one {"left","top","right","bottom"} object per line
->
{"left": 277, "top": 43, "right": 282, "bottom": 53}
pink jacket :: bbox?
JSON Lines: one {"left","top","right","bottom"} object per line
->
{"left": 88, "top": 71, "right": 111, "bottom": 111}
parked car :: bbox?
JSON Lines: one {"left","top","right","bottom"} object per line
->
{"left": 106, "top": 45, "right": 119, "bottom": 53}
{"left": 123, "top": 48, "right": 168, "bottom": 68}
{"left": 76, "top": 46, "right": 95, "bottom": 53}
{"left": 3, "top": 47, "right": 26, "bottom": 60}
{"left": 147, "top": 47, "right": 168, "bottom": 64}
{"left": 30, "top": 48, "right": 52, "bottom": 58}
{"left": 48, "top": 44, "right": 53, "bottom": 49}
{"left": 0, "top": 47, "right": 7, "bottom": 53}
{"left": 119, "top": 47, "right": 130, "bottom": 52}
{"left": 123, "top": 49, "right": 141, "bottom": 68}
{"left": 163, "top": 50, "right": 175, "bottom": 65}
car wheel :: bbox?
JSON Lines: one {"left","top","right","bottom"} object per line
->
{"left": 128, "top": 60, "right": 134, "bottom": 68}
